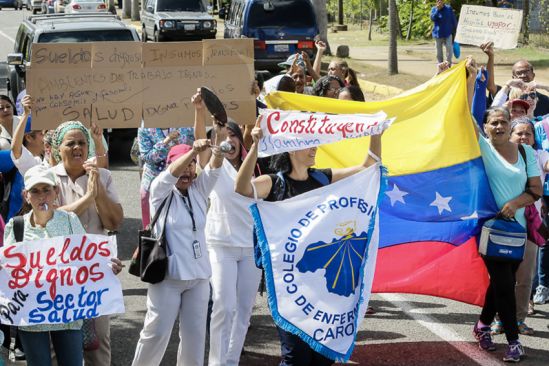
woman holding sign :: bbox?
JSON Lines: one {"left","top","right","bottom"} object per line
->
{"left": 2, "top": 165, "right": 86, "bottom": 366}
{"left": 234, "top": 120, "right": 382, "bottom": 366}
{"left": 191, "top": 90, "right": 262, "bottom": 366}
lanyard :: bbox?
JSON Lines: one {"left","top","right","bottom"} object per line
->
{"left": 180, "top": 193, "right": 197, "bottom": 232}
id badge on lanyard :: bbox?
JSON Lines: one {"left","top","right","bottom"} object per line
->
{"left": 181, "top": 193, "right": 202, "bottom": 259}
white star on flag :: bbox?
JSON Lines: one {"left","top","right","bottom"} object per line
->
{"left": 385, "top": 184, "right": 409, "bottom": 206}
{"left": 430, "top": 192, "right": 453, "bottom": 214}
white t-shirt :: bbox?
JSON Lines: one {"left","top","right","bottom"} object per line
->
{"left": 205, "top": 158, "right": 254, "bottom": 247}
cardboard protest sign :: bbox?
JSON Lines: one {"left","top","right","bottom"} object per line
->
{"left": 258, "top": 109, "right": 393, "bottom": 157}
{"left": 0, "top": 234, "right": 124, "bottom": 326}
{"left": 455, "top": 5, "right": 523, "bottom": 49}
{"left": 27, "top": 39, "right": 255, "bottom": 129}
{"left": 28, "top": 42, "right": 144, "bottom": 130}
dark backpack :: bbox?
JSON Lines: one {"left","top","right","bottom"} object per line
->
{"left": 0, "top": 168, "right": 17, "bottom": 222}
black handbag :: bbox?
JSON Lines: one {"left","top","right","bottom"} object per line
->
{"left": 138, "top": 192, "right": 174, "bottom": 284}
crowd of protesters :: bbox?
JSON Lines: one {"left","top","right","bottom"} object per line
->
{"left": 1, "top": 31, "right": 548, "bottom": 366}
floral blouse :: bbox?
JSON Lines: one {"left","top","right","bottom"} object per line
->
{"left": 138, "top": 127, "right": 194, "bottom": 191}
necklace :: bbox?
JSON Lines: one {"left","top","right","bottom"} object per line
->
{"left": 229, "top": 158, "right": 241, "bottom": 171}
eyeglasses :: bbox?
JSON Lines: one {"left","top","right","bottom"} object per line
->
{"left": 519, "top": 92, "right": 537, "bottom": 100}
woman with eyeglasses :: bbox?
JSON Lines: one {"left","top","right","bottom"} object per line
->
{"left": 312, "top": 75, "right": 345, "bottom": 99}
{"left": 0, "top": 95, "right": 19, "bottom": 150}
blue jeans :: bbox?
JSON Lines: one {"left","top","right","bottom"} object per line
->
{"left": 19, "top": 329, "right": 83, "bottom": 366}
{"left": 435, "top": 36, "right": 453, "bottom": 64}
{"left": 533, "top": 245, "right": 549, "bottom": 289}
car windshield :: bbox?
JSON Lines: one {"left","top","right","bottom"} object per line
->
{"left": 248, "top": 1, "right": 315, "bottom": 28}
{"left": 38, "top": 30, "right": 135, "bottom": 42}
{"left": 156, "top": 0, "right": 204, "bottom": 12}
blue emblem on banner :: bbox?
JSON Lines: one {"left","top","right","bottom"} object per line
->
{"left": 297, "top": 221, "right": 368, "bottom": 297}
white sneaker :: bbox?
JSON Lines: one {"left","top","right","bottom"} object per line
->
{"left": 533, "top": 285, "right": 549, "bottom": 305}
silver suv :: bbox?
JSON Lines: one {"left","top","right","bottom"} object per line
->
{"left": 141, "top": 0, "right": 216, "bottom": 42}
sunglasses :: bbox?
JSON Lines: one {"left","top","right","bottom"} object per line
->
{"left": 519, "top": 92, "right": 537, "bottom": 100}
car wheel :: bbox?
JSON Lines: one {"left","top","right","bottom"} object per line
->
{"left": 141, "top": 27, "right": 147, "bottom": 42}
{"left": 32, "top": 8, "right": 37, "bottom": 13}
{"left": 154, "top": 29, "right": 161, "bottom": 42}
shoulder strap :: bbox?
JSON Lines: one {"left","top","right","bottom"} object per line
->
{"left": 275, "top": 172, "right": 286, "bottom": 201}
{"left": 309, "top": 169, "right": 330, "bottom": 186}
{"left": 518, "top": 144, "right": 527, "bottom": 177}
{"left": 148, "top": 191, "right": 173, "bottom": 229}
{"left": 13, "top": 216, "right": 24, "bottom": 243}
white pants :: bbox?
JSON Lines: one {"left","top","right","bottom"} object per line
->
{"left": 208, "top": 246, "right": 262, "bottom": 366}
{"left": 131, "top": 278, "right": 209, "bottom": 366}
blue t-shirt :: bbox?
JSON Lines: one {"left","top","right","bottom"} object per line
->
{"left": 479, "top": 137, "right": 539, "bottom": 228}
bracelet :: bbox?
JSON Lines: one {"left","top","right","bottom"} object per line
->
{"left": 95, "top": 153, "right": 108, "bottom": 158}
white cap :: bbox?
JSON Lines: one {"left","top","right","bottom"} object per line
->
{"left": 24, "top": 165, "right": 57, "bottom": 190}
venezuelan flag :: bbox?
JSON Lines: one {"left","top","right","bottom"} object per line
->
{"left": 265, "top": 62, "right": 497, "bottom": 306}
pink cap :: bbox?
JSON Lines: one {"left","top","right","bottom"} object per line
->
{"left": 167, "top": 144, "right": 193, "bottom": 164}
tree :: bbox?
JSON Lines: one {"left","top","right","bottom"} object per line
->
{"left": 522, "top": 0, "right": 529, "bottom": 45}
{"left": 388, "top": 0, "right": 398, "bottom": 74}
{"left": 338, "top": 0, "right": 344, "bottom": 25}
{"left": 132, "top": 0, "right": 140, "bottom": 21}
{"left": 406, "top": 0, "right": 414, "bottom": 41}
{"left": 313, "top": 0, "right": 331, "bottom": 54}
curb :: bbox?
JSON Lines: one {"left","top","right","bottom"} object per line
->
{"left": 358, "top": 79, "right": 403, "bottom": 97}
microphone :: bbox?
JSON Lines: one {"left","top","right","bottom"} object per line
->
{"left": 218, "top": 141, "right": 235, "bottom": 153}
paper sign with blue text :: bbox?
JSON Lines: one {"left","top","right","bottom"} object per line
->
{"left": 258, "top": 109, "right": 392, "bottom": 157}
{"left": 0, "top": 234, "right": 124, "bottom": 326}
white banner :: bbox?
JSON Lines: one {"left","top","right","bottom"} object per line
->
{"left": 455, "top": 5, "right": 523, "bottom": 49}
{"left": 0, "top": 234, "right": 125, "bottom": 326}
{"left": 250, "top": 165, "right": 384, "bottom": 361}
{"left": 258, "top": 109, "right": 393, "bottom": 157}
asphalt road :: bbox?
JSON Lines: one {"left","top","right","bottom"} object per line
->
{"left": 1, "top": 9, "right": 548, "bottom": 366}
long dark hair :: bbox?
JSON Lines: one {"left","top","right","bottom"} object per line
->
{"left": 340, "top": 85, "right": 365, "bottom": 101}
{"left": 269, "top": 152, "right": 292, "bottom": 174}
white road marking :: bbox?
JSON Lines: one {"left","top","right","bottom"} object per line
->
{"left": 379, "top": 293, "right": 504, "bottom": 366}
{"left": 0, "top": 30, "right": 16, "bottom": 43}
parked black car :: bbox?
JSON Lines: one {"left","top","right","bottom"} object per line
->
{"left": 141, "top": 0, "right": 216, "bottom": 42}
